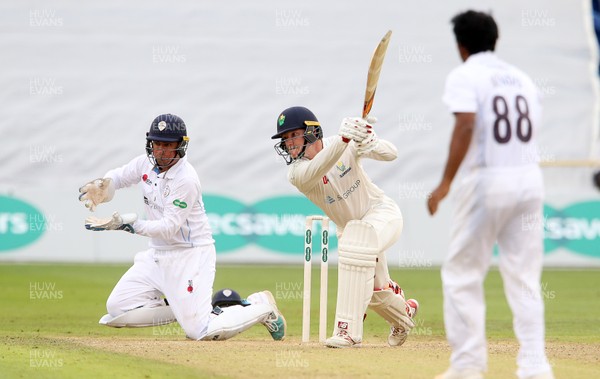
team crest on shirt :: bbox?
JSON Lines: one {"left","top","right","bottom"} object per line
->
{"left": 163, "top": 185, "right": 170, "bottom": 197}
{"left": 336, "top": 161, "right": 352, "bottom": 178}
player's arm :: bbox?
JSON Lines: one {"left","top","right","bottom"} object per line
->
{"left": 355, "top": 138, "right": 397, "bottom": 161}
{"left": 133, "top": 178, "right": 199, "bottom": 240}
{"left": 351, "top": 116, "right": 397, "bottom": 160}
{"left": 104, "top": 155, "right": 147, "bottom": 189}
{"left": 427, "top": 112, "right": 475, "bottom": 215}
{"left": 290, "top": 117, "right": 371, "bottom": 191}
{"left": 290, "top": 137, "right": 349, "bottom": 191}
{"left": 78, "top": 155, "right": 145, "bottom": 211}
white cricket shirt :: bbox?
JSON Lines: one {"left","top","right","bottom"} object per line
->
{"left": 443, "top": 51, "right": 542, "bottom": 173}
{"left": 288, "top": 136, "right": 397, "bottom": 230}
{"left": 105, "top": 155, "right": 214, "bottom": 249}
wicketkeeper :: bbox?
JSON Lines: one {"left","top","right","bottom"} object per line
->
{"left": 79, "top": 113, "right": 286, "bottom": 341}
{"left": 272, "top": 106, "right": 419, "bottom": 348}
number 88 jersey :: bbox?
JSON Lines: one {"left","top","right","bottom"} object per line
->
{"left": 443, "top": 51, "right": 541, "bottom": 170}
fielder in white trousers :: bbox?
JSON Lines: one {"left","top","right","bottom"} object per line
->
{"left": 442, "top": 167, "right": 552, "bottom": 377}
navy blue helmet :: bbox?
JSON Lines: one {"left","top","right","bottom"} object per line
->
{"left": 212, "top": 288, "right": 245, "bottom": 308}
{"left": 272, "top": 106, "right": 322, "bottom": 165}
{"left": 145, "top": 113, "right": 189, "bottom": 168}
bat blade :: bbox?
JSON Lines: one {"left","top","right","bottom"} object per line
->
{"left": 363, "top": 30, "right": 392, "bottom": 118}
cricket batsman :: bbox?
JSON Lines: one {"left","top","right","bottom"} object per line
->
{"left": 79, "top": 113, "right": 286, "bottom": 341}
{"left": 272, "top": 106, "right": 419, "bottom": 348}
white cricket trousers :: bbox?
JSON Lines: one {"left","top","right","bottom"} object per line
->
{"left": 442, "top": 166, "right": 552, "bottom": 378}
{"left": 106, "top": 245, "right": 216, "bottom": 340}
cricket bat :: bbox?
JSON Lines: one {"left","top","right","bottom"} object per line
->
{"left": 363, "top": 30, "right": 392, "bottom": 118}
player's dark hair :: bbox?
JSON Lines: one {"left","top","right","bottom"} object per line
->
{"left": 451, "top": 10, "right": 498, "bottom": 54}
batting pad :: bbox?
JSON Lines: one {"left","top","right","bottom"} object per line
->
{"left": 99, "top": 305, "right": 176, "bottom": 327}
{"left": 334, "top": 220, "right": 378, "bottom": 341}
{"left": 369, "top": 289, "right": 415, "bottom": 330}
{"left": 201, "top": 303, "right": 272, "bottom": 341}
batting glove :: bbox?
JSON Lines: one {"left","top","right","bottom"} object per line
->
{"left": 85, "top": 212, "right": 137, "bottom": 233}
{"left": 79, "top": 178, "right": 115, "bottom": 212}
{"left": 354, "top": 116, "right": 378, "bottom": 155}
{"left": 356, "top": 131, "right": 379, "bottom": 156}
{"left": 338, "top": 117, "right": 373, "bottom": 143}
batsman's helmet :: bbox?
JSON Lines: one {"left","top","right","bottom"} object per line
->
{"left": 272, "top": 106, "right": 322, "bottom": 165}
{"left": 211, "top": 288, "right": 244, "bottom": 308}
{"left": 145, "top": 113, "right": 190, "bottom": 168}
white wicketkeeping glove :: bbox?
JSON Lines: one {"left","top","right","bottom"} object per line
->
{"left": 78, "top": 178, "right": 115, "bottom": 212}
{"left": 338, "top": 117, "right": 373, "bottom": 143}
{"left": 85, "top": 212, "right": 137, "bottom": 233}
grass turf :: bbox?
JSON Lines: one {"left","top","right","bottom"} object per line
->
{"left": 1, "top": 264, "right": 598, "bottom": 378}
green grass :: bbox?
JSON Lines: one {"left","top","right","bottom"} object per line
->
{"left": 1, "top": 264, "right": 599, "bottom": 378}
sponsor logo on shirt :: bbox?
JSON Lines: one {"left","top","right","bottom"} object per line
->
{"left": 173, "top": 199, "right": 187, "bottom": 209}
{"left": 144, "top": 196, "right": 164, "bottom": 212}
{"left": 142, "top": 174, "right": 152, "bottom": 186}
{"left": 342, "top": 179, "right": 360, "bottom": 199}
{"left": 336, "top": 161, "right": 352, "bottom": 178}
{"left": 325, "top": 195, "right": 335, "bottom": 204}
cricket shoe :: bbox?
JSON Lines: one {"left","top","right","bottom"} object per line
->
{"left": 325, "top": 330, "right": 361, "bottom": 348}
{"left": 261, "top": 290, "right": 287, "bottom": 341}
{"left": 388, "top": 298, "right": 419, "bottom": 347}
{"left": 434, "top": 367, "right": 484, "bottom": 379}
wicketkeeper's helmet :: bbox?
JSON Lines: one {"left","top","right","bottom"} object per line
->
{"left": 272, "top": 106, "right": 322, "bottom": 165}
{"left": 211, "top": 288, "right": 244, "bottom": 308}
{"left": 145, "top": 113, "right": 190, "bottom": 168}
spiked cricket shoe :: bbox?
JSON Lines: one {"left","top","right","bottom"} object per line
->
{"left": 262, "top": 290, "right": 287, "bottom": 341}
{"left": 388, "top": 298, "right": 419, "bottom": 347}
{"left": 325, "top": 330, "right": 361, "bottom": 348}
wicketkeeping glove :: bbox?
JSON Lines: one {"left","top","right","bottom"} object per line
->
{"left": 85, "top": 212, "right": 137, "bottom": 233}
{"left": 79, "top": 178, "right": 115, "bottom": 212}
{"left": 338, "top": 117, "right": 373, "bottom": 143}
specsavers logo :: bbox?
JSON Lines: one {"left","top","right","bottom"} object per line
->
{"left": 204, "top": 195, "right": 337, "bottom": 254}
{"left": 0, "top": 195, "right": 46, "bottom": 251}
{"left": 544, "top": 201, "right": 600, "bottom": 258}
